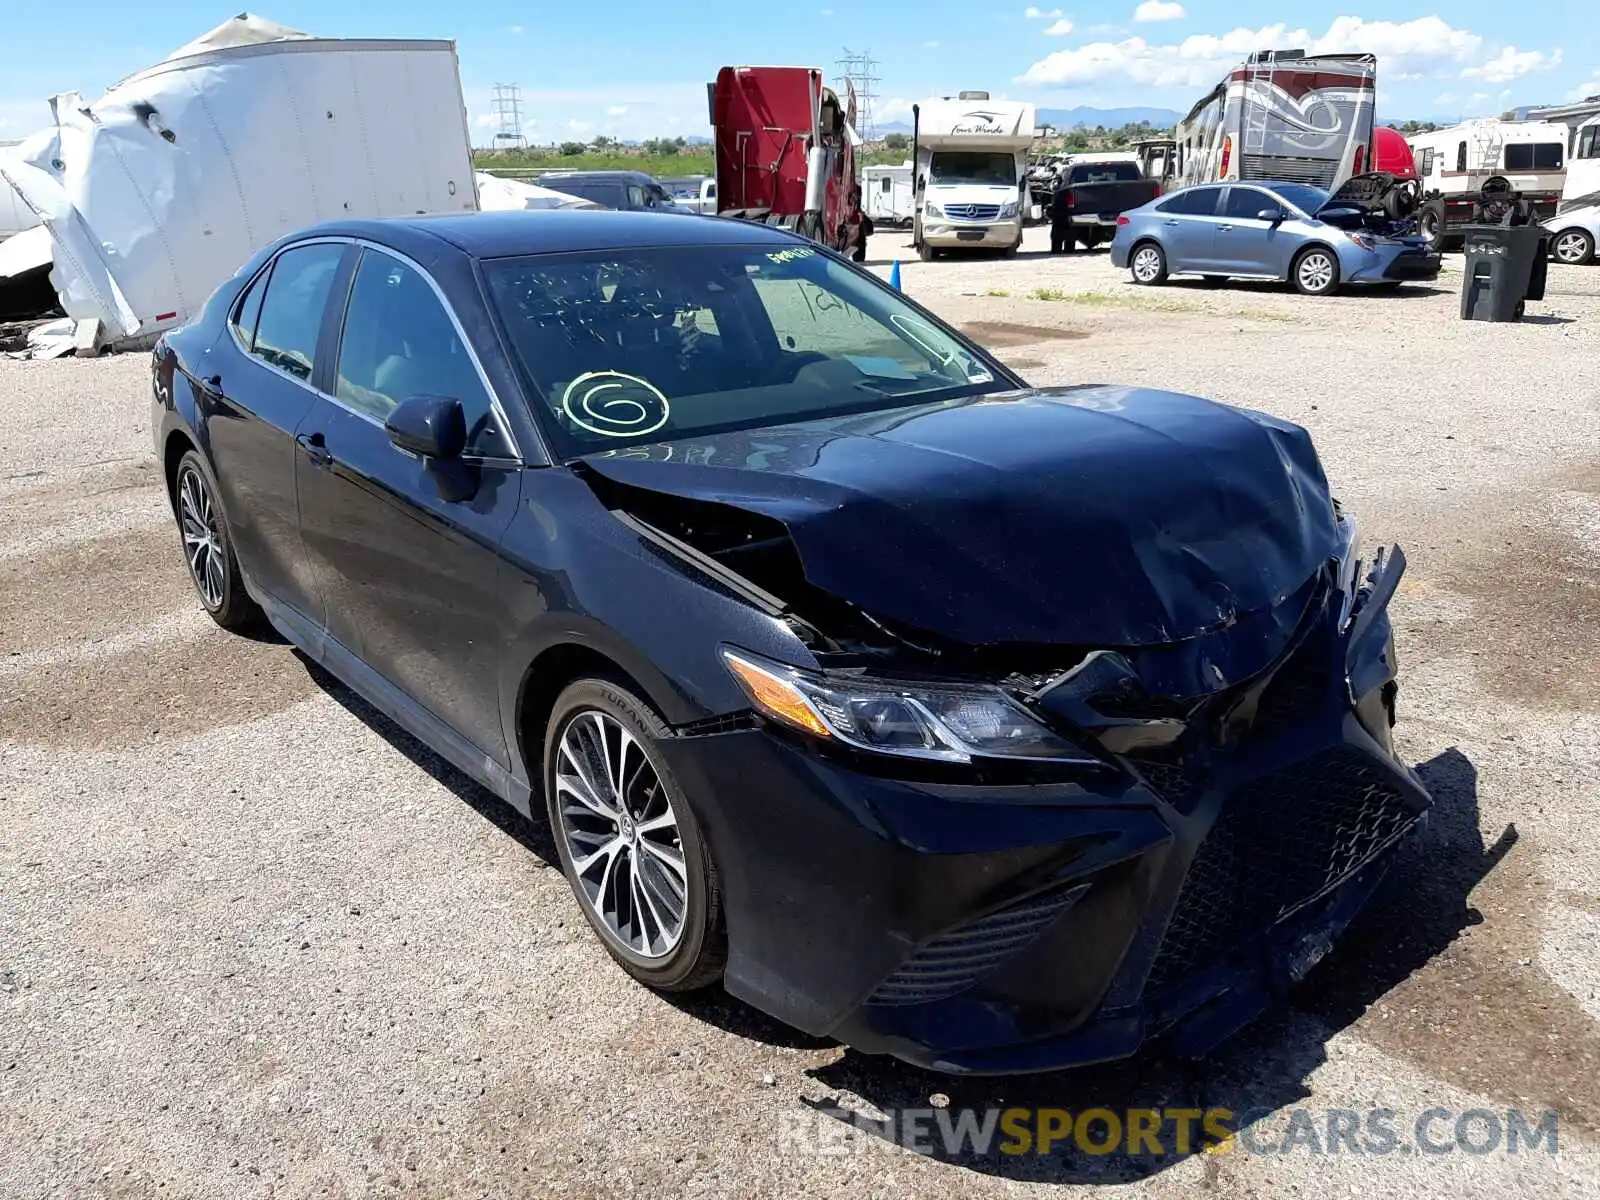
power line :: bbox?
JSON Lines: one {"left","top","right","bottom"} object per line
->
{"left": 835, "top": 48, "right": 881, "bottom": 142}
{"left": 491, "top": 83, "right": 526, "bottom": 149}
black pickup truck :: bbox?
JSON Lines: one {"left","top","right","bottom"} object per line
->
{"left": 1055, "top": 158, "right": 1162, "bottom": 249}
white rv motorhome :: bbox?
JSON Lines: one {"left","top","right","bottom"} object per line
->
{"left": 862, "top": 162, "right": 914, "bottom": 227}
{"left": 1406, "top": 119, "right": 1567, "bottom": 247}
{"left": 1562, "top": 115, "right": 1600, "bottom": 207}
{"left": 911, "top": 92, "right": 1036, "bottom": 259}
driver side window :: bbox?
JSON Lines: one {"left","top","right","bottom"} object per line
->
{"left": 333, "top": 249, "right": 513, "bottom": 458}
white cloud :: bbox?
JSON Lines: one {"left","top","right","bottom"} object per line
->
{"left": 1574, "top": 80, "right": 1600, "bottom": 100}
{"left": 1133, "top": 1, "right": 1185, "bottom": 22}
{"left": 1461, "top": 46, "right": 1561, "bottom": 84}
{"left": 1024, "top": 6, "right": 1066, "bottom": 17}
{"left": 606, "top": 105, "right": 629, "bottom": 117}
{"left": 509, "top": 24, "right": 524, "bottom": 34}
{"left": 1044, "top": 18, "right": 1075, "bottom": 35}
{"left": 1019, "top": 16, "right": 1489, "bottom": 89}
{"left": 923, "top": 40, "right": 940, "bottom": 48}
{"left": 474, "top": 113, "right": 497, "bottom": 128}
{"left": 566, "top": 119, "right": 594, "bottom": 133}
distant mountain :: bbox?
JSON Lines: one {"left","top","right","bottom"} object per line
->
{"left": 875, "top": 105, "right": 1182, "bottom": 135}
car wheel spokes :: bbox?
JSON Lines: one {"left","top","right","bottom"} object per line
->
{"left": 1555, "top": 233, "right": 1586, "bottom": 263}
{"left": 1133, "top": 249, "right": 1160, "bottom": 281}
{"left": 1300, "top": 255, "right": 1334, "bottom": 292}
{"left": 556, "top": 709, "right": 687, "bottom": 959}
{"left": 178, "top": 467, "right": 224, "bottom": 608}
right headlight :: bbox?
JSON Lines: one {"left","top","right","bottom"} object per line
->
{"left": 721, "top": 648, "right": 1097, "bottom": 765}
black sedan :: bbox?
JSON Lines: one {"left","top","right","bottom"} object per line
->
{"left": 151, "top": 210, "right": 1429, "bottom": 1073}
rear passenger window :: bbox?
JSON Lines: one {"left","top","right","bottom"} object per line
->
{"left": 1158, "top": 188, "right": 1220, "bottom": 216}
{"left": 232, "top": 265, "right": 270, "bottom": 347}
{"left": 334, "top": 249, "right": 511, "bottom": 458}
{"left": 251, "top": 243, "right": 345, "bottom": 382}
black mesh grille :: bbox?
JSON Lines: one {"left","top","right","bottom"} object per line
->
{"left": 1251, "top": 623, "right": 1334, "bottom": 741}
{"left": 867, "top": 883, "right": 1090, "bottom": 1007}
{"left": 1143, "top": 747, "right": 1420, "bottom": 994}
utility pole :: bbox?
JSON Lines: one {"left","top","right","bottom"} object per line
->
{"left": 835, "top": 48, "right": 881, "bottom": 142}
{"left": 491, "top": 83, "right": 527, "bottom": 150}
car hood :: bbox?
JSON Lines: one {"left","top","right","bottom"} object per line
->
{"left": 1318, "top": 171, "right": 1400, "bottom": 214}
{"left": 579, "top": 385, "right": 1341, "bottom": 649}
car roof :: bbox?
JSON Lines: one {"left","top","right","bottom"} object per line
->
{"left": 285, "top": 210, "right": 802, "bottom": 259}
{"left": 537, "top": 170, "right": 654, "bottom": 182}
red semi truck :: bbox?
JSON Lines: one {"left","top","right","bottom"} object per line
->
{"left": 706, "top": 65, "right": 859, "bottom": 251}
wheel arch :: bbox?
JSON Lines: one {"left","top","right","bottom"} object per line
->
{"left": 1289, "top": 240, "right": 1341, "bottom": 283}
{"left": 162, "top": 427, "right": 199, "bottom": 508}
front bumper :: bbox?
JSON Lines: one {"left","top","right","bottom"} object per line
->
{"left": 658, "top": 548, "right": 1430, "bottom": 1073}
{"left": 1347, "top": 245, "right": 1441, "bottom": 284}
{"left": 922, "top": 219, "right": 1022, "bottom": 249}
{"left": 1380, "top": 249, "right": 1442, "bottom": 281}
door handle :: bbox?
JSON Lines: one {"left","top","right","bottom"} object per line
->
{"left": 1163, "top": 219, "right": 1180, "bottom": 226}
{"left": 1217, "top": 224, "right": 1233, "bottom": 232}
{"left": 198, "top": 373, "right": 223, "bottom": 400}
{"left": 296, "top": 431, "right": 333, "bottom": 468}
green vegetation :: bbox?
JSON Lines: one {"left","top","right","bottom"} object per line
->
{"left": 1027, "top": 286, "right": 1301, "bottom": 322}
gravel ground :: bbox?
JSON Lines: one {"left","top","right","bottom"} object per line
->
{"left": 4, "top": 224, "right": 1600, "bottom": 1198}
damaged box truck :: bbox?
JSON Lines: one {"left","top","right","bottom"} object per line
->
{"left": 0, "top": 14, "right": 477, "bottom": 349}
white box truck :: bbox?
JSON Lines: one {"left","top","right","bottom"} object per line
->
{"left": 0, "top": 14, "right": 477, "bottom": 347}
{"left": 911, "top": 92, "right": 1036, "bottom": 260}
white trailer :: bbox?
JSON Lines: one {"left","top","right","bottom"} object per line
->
{"left": 1406, "top": 119, "right": 1567, "bottom": 247}
{"left": 0, "top": 14, "right": 476, "bottom": 347}
{"left": 1563, "top": 115, "right": 1600, "bottom": 207}
{"left": 862, "top": 162, "right": 914, "bottom": 226}
{"left": 911, "top": 92, "right": 1035, "bottom": 259}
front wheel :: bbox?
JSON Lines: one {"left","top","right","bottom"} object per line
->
{"left": 1292, "top": 247, "right": 1341, "bottom": 296}
{"left": 1552, "top": 228, "right": 1595, "bottom": 265}
{"left": 1417, "top": 206, "right": 1441, "bottom": 246}
{"left": 1130, "top": 242, "right": 1167, "bottom": 285}
{"left": 171, "top": 449, "right": 262, "bottom": 631}
{"left": 544, "top": 678, "right": 727, "bottom": 993}
{"left": 918, "top": 241, "right": 938, "bottom": 262}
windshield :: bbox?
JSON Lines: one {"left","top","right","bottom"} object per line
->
{"left": 1067, "top": 161, "right": 1142, "bottom": 183}
{"left": 1272, "top": 183, "right": 1330, "bottom": 215}
{"left": 482, "top": 244, "right": 1008, "bottom": 457}
{"left": 928, "top": 151, "right": 1016, "bottom": 186}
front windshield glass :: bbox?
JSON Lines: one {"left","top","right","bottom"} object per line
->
{"left": 1272, "top": 183, "right": 1329, "bottom": 215}
{"left": 928, "top": 151, "right": 1016, "bottom": 186}
{"left": 482, "top": 244, "right": 1008, "bottom": 457}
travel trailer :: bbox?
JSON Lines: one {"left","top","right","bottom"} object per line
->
{"left": 862, "top": 162, "right": 914, "bottom": 227}
{"left": 1562, "top": 115, "right": 1600, "bottom": 207}
{"left": 911, "top": 92, "right": 1036, "bottom": 259}
{"left": 1175, "top": 50, "right": 1377, "bottom": 192}
{"left": 1405, "top": 119, "right": 1566, "bottom": 248}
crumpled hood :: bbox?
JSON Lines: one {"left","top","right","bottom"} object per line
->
{"left": 580, "top": 385, "right": 1341, "bottom": 648}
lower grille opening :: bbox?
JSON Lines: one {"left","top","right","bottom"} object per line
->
{"left": 1143, "top": 747, "right": 1421, "bottom": 994}
{"left": 867, "top": 882, "right": 1090, "bottom": 1007}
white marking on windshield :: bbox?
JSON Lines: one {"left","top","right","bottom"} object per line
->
{"left": 561, "top": 371, "right": 671, "bottom": 438}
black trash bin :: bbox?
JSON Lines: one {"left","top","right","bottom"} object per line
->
{"left": 1459, "top": 177, "right": 1549, "bottom": 322}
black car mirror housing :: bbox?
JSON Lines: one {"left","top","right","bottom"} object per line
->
{"left": 387, "top": 395, "right": 466, "bottom": 461}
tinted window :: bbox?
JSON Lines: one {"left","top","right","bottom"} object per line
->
{"left": 1579, "top": 127, "right": 1599, "bottom": 160}
{"left": 251, "top": 242, "right": 344, "bottom": 381}
{"left": 1223, "top": 187, "right": 1276, "bottom": 219}
{"left": 553, "top": 180, "right": 626, "bottom": 208}
{"left": 232, "top": 265, "right": 270, "bottom": 346}
{"left": 1067, "top": 161, "right": 1142, "bottom": 183}
{"left": 1505, "top": 142, "right": 1563, "bottom": 171}
{"left": 1456, "top": 142, "right": 1467, "bottom": 172}
{"left": 1158, "top": 187, "right": 1221, "bottom": 216}
{"left": 334, "top": 249, "right": 510, "bottom": 458}
{"left": 627, "top": 185, "right": 648, "bottom": 208}
{"left": 483, "top": 244, "right": 1003, "bottom": 457}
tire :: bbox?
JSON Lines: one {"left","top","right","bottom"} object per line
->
{"left": 1417, "top": 206, "right": 1442, "bottom": 247}
{"left": 1080, "top": 230, "right": 1103, "bottom": 251}
{"left": 1551, "top": 228, "right": 1595, "bottom": 265}
{"left": 171, "top": 449, "right": 262, "bottom": 631}
{"left": 1129, "top": 241, "right": 1167, "bottom": 285}
{"left": 543, "top": 677, "right": 727, "bottom": 993}
{"left": 1292, "top": 246, "right": 1341, "bottom": 296}
{"left": 918, "top": 241, "right": 938, "bottom": 263}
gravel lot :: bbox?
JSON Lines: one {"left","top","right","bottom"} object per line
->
{"left": 4, "top": 224, "right": 1600, "bottom": 1198}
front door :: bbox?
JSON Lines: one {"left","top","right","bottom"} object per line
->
{"left": 294, "top": 245, "right": 524, "bottom": 765}
{"left": 204, "top": 240, "right": 349, "bottom": 622}
{"left": 1212, "top": 185, "right": 1290, "bottom": 276}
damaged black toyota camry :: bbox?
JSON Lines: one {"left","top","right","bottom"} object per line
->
{"left": 151, "top": 210, "right": 1429, "bottom": 1073}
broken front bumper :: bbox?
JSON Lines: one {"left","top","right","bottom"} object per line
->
{"left": 657, "top": 547, "right": 1427, "bottom": 1073}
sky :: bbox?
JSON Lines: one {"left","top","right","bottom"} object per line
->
{"left": 0, "top": 1, "right": 1595, "bottom": 144}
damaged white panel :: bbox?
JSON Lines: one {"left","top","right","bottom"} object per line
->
{"left": 0, "top": 13, "right": 477, "bottom": 348}
{"left": 474, "top": 173, "right": 603, "bottom": 211}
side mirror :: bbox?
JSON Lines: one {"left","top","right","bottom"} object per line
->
{"left": 386, "top": 394, "right": 466, "bottom": 460}
{"left": 916, "top": 174, "right": 926, "bottom": 193}
{"left": 1258, "top": 207, "right": 1287, "bottom": 223}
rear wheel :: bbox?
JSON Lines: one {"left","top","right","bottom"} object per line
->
{"left": 171, "top": 449, "right": 262, "bottom": 631}
{"left": 1130, "top": 242, "right": 1167, "bottom": 285}
{"left": 1552, "top": 228, "right": 1595, "bottom": 265}
{"left": 1080, "top": 229, "right": 1103, "bottom": 251}
{"left": 1292, "top": 246, "right": 1341, "bottom": 296}
{"left": 544, "top": 678, "right": 726, "bottom": 993}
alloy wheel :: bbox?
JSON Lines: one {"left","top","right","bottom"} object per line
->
{"left": 553, "top": 710, "right": 688, "bottom": 959}
{"left": 1554, "top": 231, "right": 1592, "bottom": 264}
{"left": 177, "top": 464, "right": 226, "bottom": 609}
{"left": 1298, "top": 252, "right": 1336, "bottom": 294}
{"left": 1132, "top": 247, "right": 1162, "bottom": 282}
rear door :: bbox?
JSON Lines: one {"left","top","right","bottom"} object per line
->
{"left": 204, "top": 239, "right": 351, "bottom": 624}
{"left": 1213, "top": 185, "right": 1290, "bottom": 276}
{"left": 294, "top": 244, "right": 524, "bottom": 765}
{"left": 1154, "top": 186, "right": 1225, "bottom": 271}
